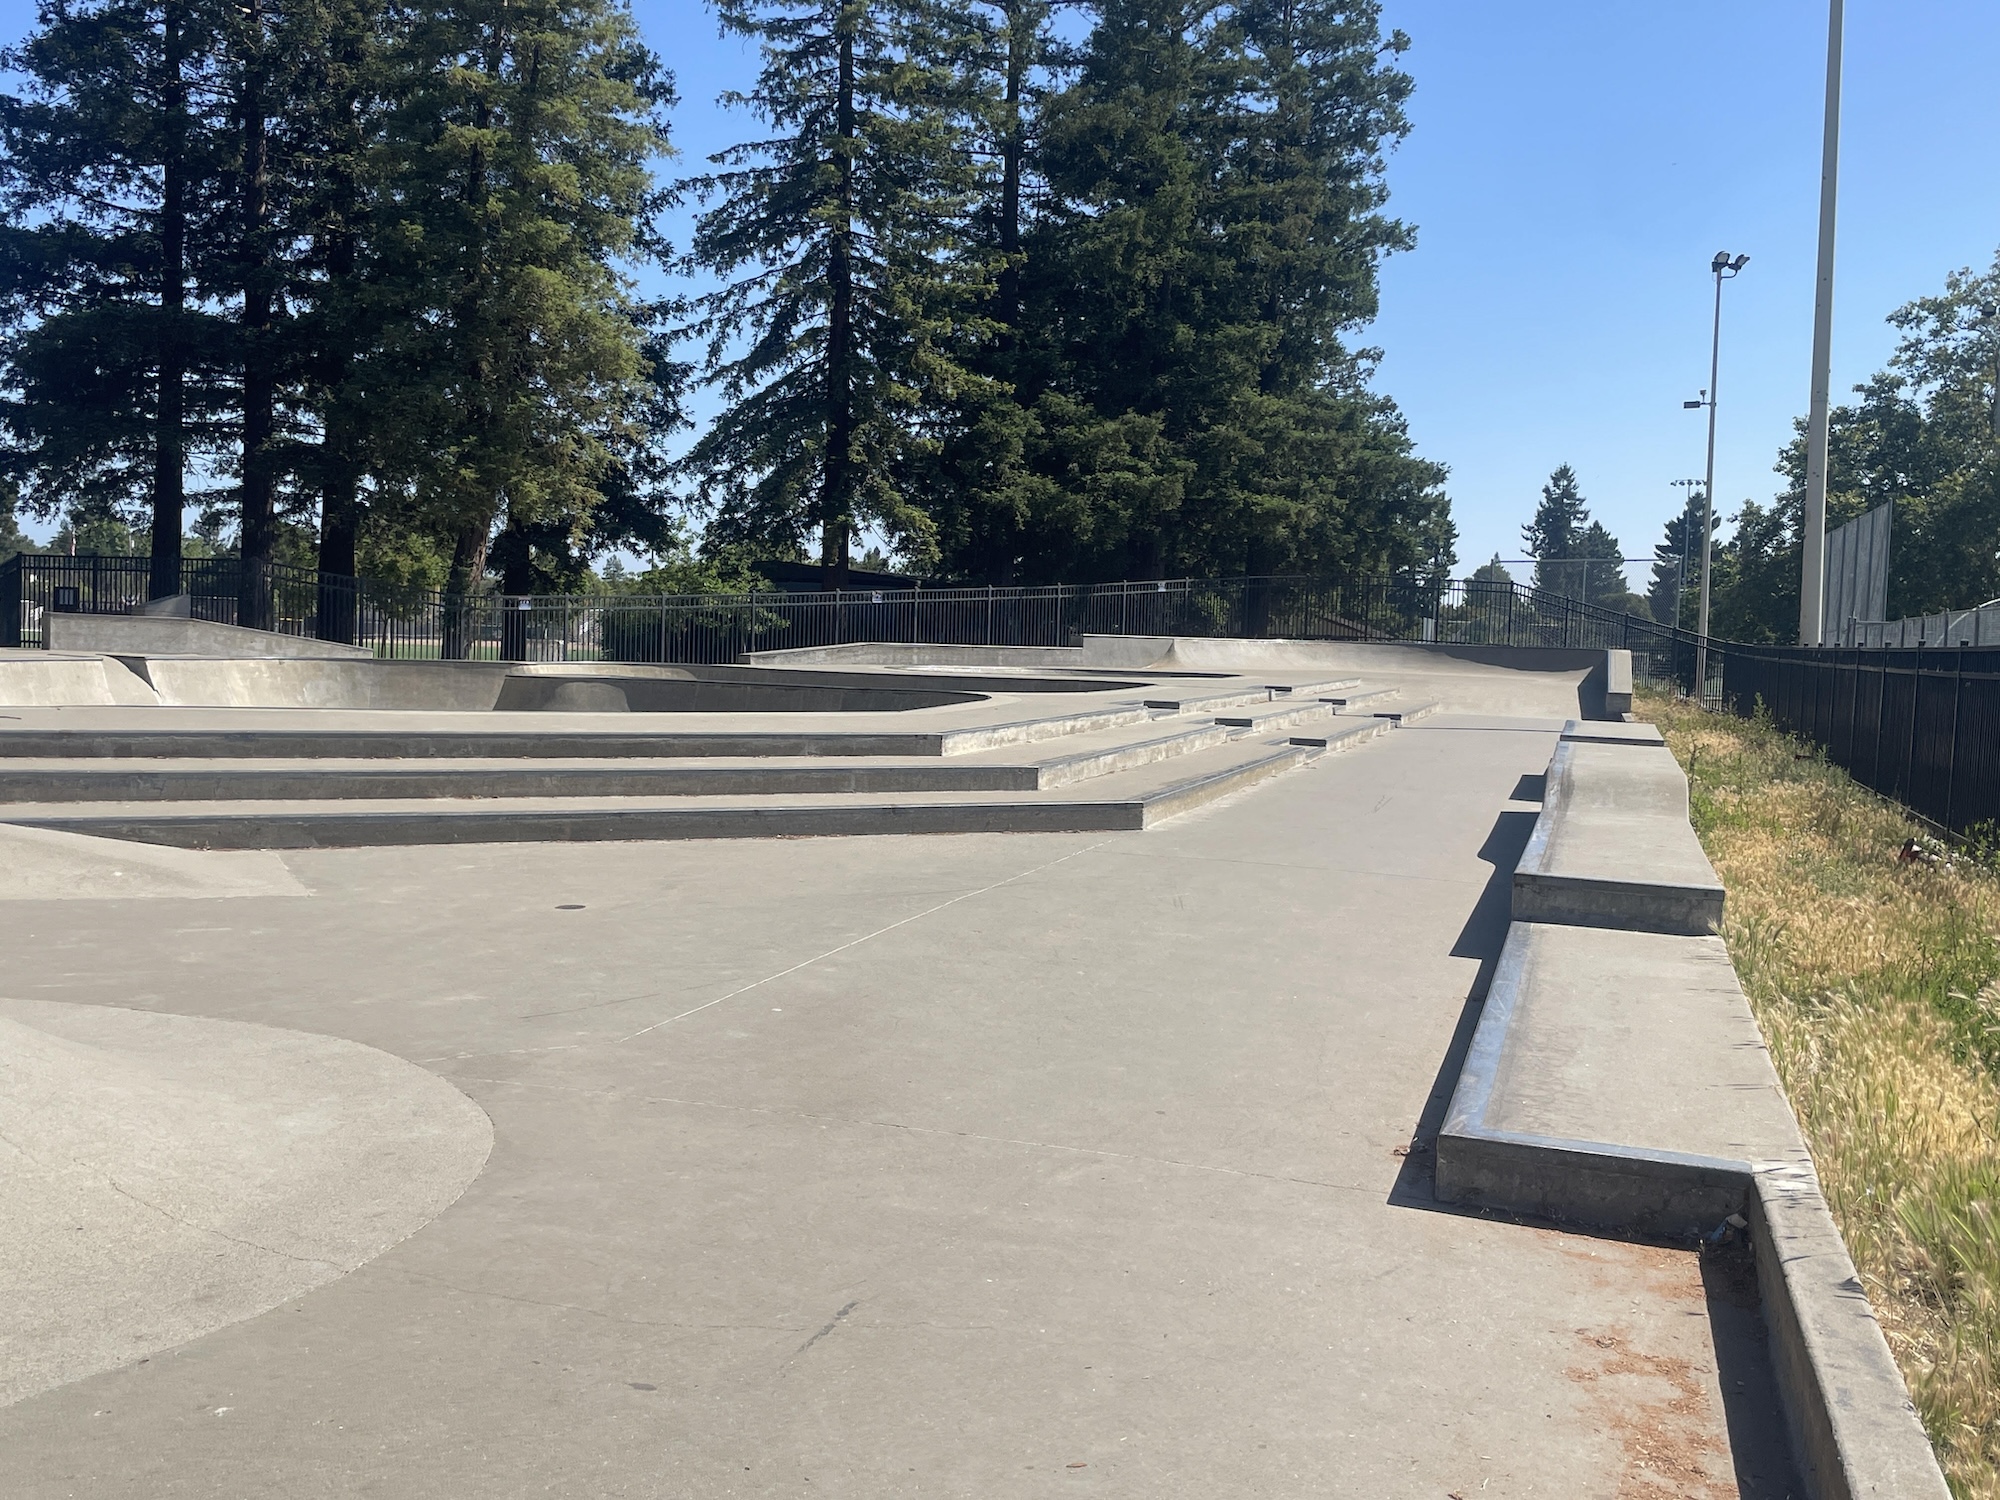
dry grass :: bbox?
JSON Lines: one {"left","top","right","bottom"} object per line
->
{"left": 1643, "top": 691, "right": 2000, "bottom": 1495}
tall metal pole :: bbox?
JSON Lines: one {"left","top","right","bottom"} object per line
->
{"left": 1696, "top": 266, "right": 1725, "bottom": 698}
{"left": 1799, "top": 0, "right": 1844, "bottom": 645}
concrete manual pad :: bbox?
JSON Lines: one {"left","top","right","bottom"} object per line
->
{"left": 0, "top": 998, "right": 491, "bottom": 1406}
{"left": 0, "top": 718, "right": 1803, "bottom": 1497}
{"left": 1514, "top": 738, "right": 1725, "bottom": 934}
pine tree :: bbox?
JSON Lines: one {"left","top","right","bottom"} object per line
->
{"left": 921, "top": 0, "right": 1446, "bottom": 583}
{"left": 1521, "top": 463, "right": 1589, "bottom": 597}
{"left": 0, "top": 0, "right": 235, "bottom": 599}
{"left": 1648, "top": 491, "right": 1704, "bottom": 627}
{"left": 371, "top": 0, "right": 675, "bottom": 650}
{"left": 681, "top": 0, "right": 981, "bottom": 585}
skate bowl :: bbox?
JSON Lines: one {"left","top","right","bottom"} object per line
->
{"left": 0, "top": 655, "right": 1156, "bottom": 713}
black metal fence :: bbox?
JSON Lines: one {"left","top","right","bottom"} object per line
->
{"left": 3, "top": 555, "right": 1683, "bottom": 663}
{"left": 1715, "top": 645, "right": 2000, "bottom": 833}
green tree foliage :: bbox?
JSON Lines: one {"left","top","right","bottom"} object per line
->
{"left": 680, "top": 0, "right": 979, "bottom": 584}
{"left": 913, "top": 0, "right": 1448, "bottom": 583}
{"left": 374, "top": 0, "right": 676, "bottom": 611}
{"left": 1708, "top": 251, "right": 2000, "bottom": 643}
{"left": 0, "top": 0, "right": 236, "bottom": 597}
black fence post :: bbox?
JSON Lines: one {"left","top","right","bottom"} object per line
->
{"left": 1946, "top": 647, "right": 1965, "bottom": 830}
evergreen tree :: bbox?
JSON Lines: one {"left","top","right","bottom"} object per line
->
{"left": 681, "top": 0, "right": 980, "bottom": 585}
{"left": 926, "top": 0, "right": 1446, "bottom": 584}
{"left": 371, "top": 0, "right": 675, "bottom": 648}
{"left": 1520, "top": 463, "right": 1588, "bottom": 596}
{"left": 0, "top": 0, "right": 235, "bottom": 598}
{"left": 1648, "top": 490, "right": 1704, "bottom": 627}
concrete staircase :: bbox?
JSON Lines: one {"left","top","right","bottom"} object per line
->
{"left": 0, "top": 679, "right": 1407, "bottom": 850}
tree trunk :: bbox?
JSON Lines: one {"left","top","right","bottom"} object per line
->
{"left": 820, "top": 17, "right": 855, "bottom": 591}
{"left": 236, "top": 0, "right": 276, "bottom": 629}
{"left": 149, "top": 0, "right": 188, "bottom": 602}
{"left": 440, "top": 521, "right": 491, "bottom": 660}
{"left": 494, "top": 516, "right": 533, "bottom": 661}
{"left": 314, "top": 48, "right": 364, "bottom": 644}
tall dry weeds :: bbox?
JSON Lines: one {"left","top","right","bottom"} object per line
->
{"left": 1646, "top": 693, "right": 2000, "bottom": 1495}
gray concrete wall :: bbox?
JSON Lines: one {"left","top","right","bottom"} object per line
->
{"left": 45, "top": 614, "right": 372, "bottom": 659}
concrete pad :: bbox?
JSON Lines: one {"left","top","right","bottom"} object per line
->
{"left": 44, "top": 614, "right": 372, "bottom": 658}
{"left": 0, "top": 822, "right": 308, "bottom": 899}
{"left": 0, "top": 997, "right": 490, "bottom": 1406}
{"left": 1514, "top": 739, "right": 1725, "bottom": 934}
{"left": 0, "top": 718, "right": 1797, "bottom": 1497}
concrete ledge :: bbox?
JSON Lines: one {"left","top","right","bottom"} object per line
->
{"left": 1436, "top": 920, "right": 1949, "bottom": 1499}
{"left": 938, "top": 706, "right": 1156, "bottom": 755}
{"left": 45, "top": 615, "right": 372, "bottom": 658}
{"left": 1561, "top": 717, "right": 1664, "bottom": 747}
{"left": 1513, "top": 738, "right": 1724, "bottom": 934}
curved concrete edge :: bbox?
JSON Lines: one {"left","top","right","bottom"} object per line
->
{"left": 0, "top": 822, "right": 308, "bottom": 900}
{"left": 1435, "top": 927, "right": 1950, "bottom": 1500}
{"left": 0, "top": 654, "right": 161, "bottom": 707}
{"left": 0, "top": 999, "right": 493, "bottom": 1408}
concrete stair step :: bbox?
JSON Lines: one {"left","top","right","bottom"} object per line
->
{"left": 1212, "top": 700, "right": 1337, "bottom": 733}
{"left": 1321, "top": 686, "right": 1398, "bottom": 711}
{"left": 0, "top": 732, "right": 1356, "bottom": 849}
{"left": 1140, "top": 677, "right": 1359, "bottom": 715}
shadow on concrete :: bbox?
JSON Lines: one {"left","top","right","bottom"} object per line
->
{"left": 1449, "top": 808, "right": 1536, "bottom": 1001}
{"left": 1703, "top": 1239, "right": 1810, "bottom": 1497}
{"left": 1510, "top": 772, "right": 1545, "bottom": 803}
{"left": 1384, "top": 807, "right": 1535, "bottom": 1213}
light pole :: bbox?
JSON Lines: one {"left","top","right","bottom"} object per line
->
{"left": 1669, "top": 478, "right": 1705, "bottom": 626}
{"left": 1686, "top": 252, "right": 1749, "bottom": 699}
{"left": 1799, "top": 0, "right": 1844, "bottom": 645}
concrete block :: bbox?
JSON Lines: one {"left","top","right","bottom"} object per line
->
{"left": 1603, "top": 648, "right": 1633, "bottom": 717}
{"left": 1513, "top": 739, "right": 1724, "bottom": 934}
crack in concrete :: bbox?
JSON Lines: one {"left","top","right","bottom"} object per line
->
{"left": 0, "top": 1124, "right": 341, "bottom": 1272}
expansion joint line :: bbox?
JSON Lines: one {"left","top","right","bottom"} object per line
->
{"left": 614, "top": 839, "right": 1113, "bottom": 1044}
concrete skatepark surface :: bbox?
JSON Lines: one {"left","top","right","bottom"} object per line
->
{"left": 0, "top": 701, "right": 1808, "bottom": 1496}
{"left": 3, "top": 637, "right": 1922, "bottom": 1494}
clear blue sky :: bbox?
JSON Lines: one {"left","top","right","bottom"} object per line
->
{"left": 6, "top": 1, "right": 1998, "bottom": 577}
